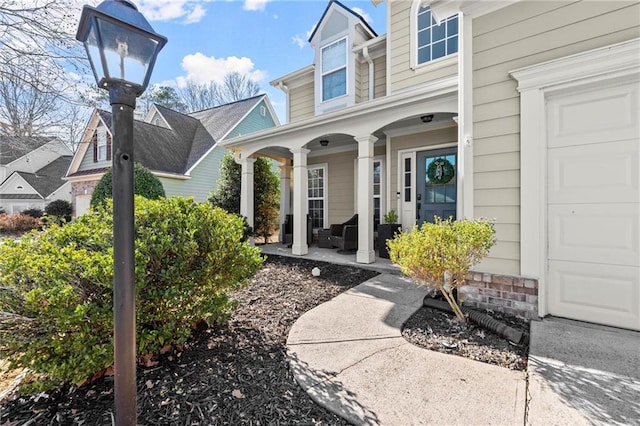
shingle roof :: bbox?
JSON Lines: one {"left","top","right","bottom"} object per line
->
{"left": 16, "top": 156, "right": 72, "bottom": 197}
{"left": 71, "top": 96, "right": 264, "bottom": 177}
{"left": 0, "top": 136, "right": 54, "bottom": 165}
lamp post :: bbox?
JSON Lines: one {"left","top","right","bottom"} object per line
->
{"left": 76, "top": 1, "right": 166, "bottom": 424}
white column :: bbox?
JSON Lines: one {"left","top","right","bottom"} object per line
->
{"left": 291, "top": 147, "right": 310, "bottom": 256}
{"left": 355, "top": 135, "right": 376, "bottom": 264}
{"left": 279, "top": 159, "right": 292, "bottom": 242}
{"left": 239, "top": 157, "right": 256, "bottom": 231}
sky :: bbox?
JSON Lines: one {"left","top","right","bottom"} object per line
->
{"left": 132, "top": 0, "right": 388, "bottom": 123}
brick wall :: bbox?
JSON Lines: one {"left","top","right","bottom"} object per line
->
{"left": 70, "top": 180, "right": 99, "bottom": 215}
{"left": 460, "top": 272, "right": 538, "bottom": 319}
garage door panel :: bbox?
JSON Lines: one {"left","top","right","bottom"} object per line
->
{"left": 549, "top": 204, "right": 639, "bottom": 266}
{"left": 548, "top": 140, "right": 639, "bottom": 204}
{"left": 548, "top": 260, "right": 640, "bottom": 330}
{"left": 547, "top": 82, "right": 639, "bottom": 148}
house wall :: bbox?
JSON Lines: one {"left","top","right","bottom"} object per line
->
{"left": 70, "top": 178, "right": 101, "bottom": 215}
{"left": 159, "top": 146, "right": 227, "bottom": 202}
{"left": 0, "top": 174, "right": 42, "bottom": 213}
{"left": 389, "top": 126, "right": 458, "bottom": 207}
{"left": 472, "top": 0, "right": 640, "bottom": 276}
{"left": 289, "top": 81, "right": 315, "bottom": 123}
{"left": 309, "top": 150, "right": 357, "bottom": 225}
{"left": 388, "top": 1, "right": 459, "bottom": 93}
{"left": 225, "top": 99, "right": 277, "bottom": 139}
{"left": 77, "top": 124, "right": 111, "bottom": 172}
{"left": 1, "top": 140, "right": 71, "bottom": 181}
{"left": 358, "top": 55, "right": 387, "bottom": 102}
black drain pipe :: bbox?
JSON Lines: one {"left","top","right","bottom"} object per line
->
{"left": 423, "top": 297, "right": 529, "bottom": 346}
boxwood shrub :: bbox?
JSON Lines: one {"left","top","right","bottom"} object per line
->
{"left": 0, "top": 196, "right": 263, "bottom": 390}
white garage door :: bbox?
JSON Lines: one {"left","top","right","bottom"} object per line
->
{"left": 546, "top": 79, "right": 640, "bottom": 331}
{"left": 75, "top": 195, "right": 92, "bottom": 217}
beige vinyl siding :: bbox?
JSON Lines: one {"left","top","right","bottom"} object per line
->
{"left": 473, "top": 0, "right": 640, "bottom": 276}
{"left": 355, "top": 59, "right": 363, "bottom": 104}
{"left": 389, "top": 1, "right": 459, "bottom": 93}
{"left": 389, "top": 126, "right": 458, "bottom": 206}
{"left": 309, "top": 150, "right": 357, "bottom": 225}
{"left": 159, "top": 146, "right": 227, "bottom": 202}
{"left": 358, "top": 56, "right": 387, "bottom": 102}
{"left": 289, "top": 81, "right": 314, "bottom": 123}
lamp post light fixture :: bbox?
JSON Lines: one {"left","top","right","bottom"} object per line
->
{"left": 76, "top": 1, "right": 166, "bottom": 424}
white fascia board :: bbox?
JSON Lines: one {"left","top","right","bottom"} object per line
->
{"left": 269, "top": 65, "right": 314, "bottom": 90}
{"left": 154, "top": 171, "right": 190, "bottom": 180}
{"left": 353, "top": 34, "right": 387, "bottom": 59}
{"left": 221, "top": 75, "right": 457, "bottom": 148}
{"left": 66, "top": 110, "right": 102, "bottom": 177}
{"left": 64, "top": 171, "right": 106, "bottom": 183}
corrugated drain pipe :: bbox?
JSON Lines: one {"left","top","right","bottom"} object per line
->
{"left": 423, "top": 297, "right": 529, "bottom": 346}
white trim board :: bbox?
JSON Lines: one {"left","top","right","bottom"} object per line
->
{"left": 510, "top": 37, "right": 640, "bottom": 317}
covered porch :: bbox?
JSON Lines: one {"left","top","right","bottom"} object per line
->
{"left": 221, "top": 78, "right": 466, "bottom": 264}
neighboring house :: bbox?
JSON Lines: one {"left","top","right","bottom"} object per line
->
{"left": 0, "top": 136, "right": 73, "bottom": 214}
{"left": 221, "top": 0, "right": 640, "bottom": 331}
{"left": 65, "top": 94, "right": 279, "bottom": 216}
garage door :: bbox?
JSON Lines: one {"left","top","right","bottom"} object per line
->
{"left": 547, "top": 79, "right": 640, "bottom": 331}
{"left": 75, "top": 195, "right": 92, "bottom": 217}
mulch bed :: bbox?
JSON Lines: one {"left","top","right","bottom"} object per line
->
{"left": 0, "top": 255, "right": 378, "bottom": 425}
{"left": 402, "top": 302, "right": 530, "bottom": 371}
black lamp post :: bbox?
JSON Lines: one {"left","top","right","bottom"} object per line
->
{"left": 76, "top": 1, "right": 166, "bottom": 424}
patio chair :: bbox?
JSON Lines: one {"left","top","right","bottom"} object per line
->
{"left": 282, "top": 214, "right": 312, "bottom": 247}
{"left": 329, "top": 214, "right": 358, "bottom": 252}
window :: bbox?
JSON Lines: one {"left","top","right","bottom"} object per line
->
{"left": 404, "top": 157, "right": 412, "bottom": 202}
{"left": 321, "top": 38, "right": 347, "bottom": 101}
{"left": 417, "top": 6, "right": 458, "bottom": 65}
{"left": 308, "top": 165, "right": 327, "bottom": 229}
{"left": 97, "top": 130, "right": 107, "bottom": 161}
{"left": 373, "top": 160, "right": 382, "bottom": 228}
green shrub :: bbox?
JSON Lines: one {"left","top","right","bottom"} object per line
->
{"left": 21, "top": 208, "right": 43, "bottom": 219}
{"left": 0, "top": 196, "right": 263, "bottom": 390}
{"left": 90, "top": 163, "right": 165, "bottom": 208}
{"left": 45, "top": 200, "right": 73, "bottom": 223}
{"left": 388, "top": 217, "right": 496, "bottom": 323}
{"left": 0, "top": 213, "right": 42, "bottom": 234}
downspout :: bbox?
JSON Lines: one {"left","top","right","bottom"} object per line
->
{"left": 362, "top": 46, "right": 375, "bottom": 101}
{"left": 277, "top": 81, "right": 290, "bottom": 123}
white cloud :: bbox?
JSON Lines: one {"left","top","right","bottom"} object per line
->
{"left": 243, "top": 0, "right": 270, "bottom": 12}
{"left": 292, "top": 35, "right": 306, "bottom": 49}
{"left": 351, "top": 7, "right": 372, "bottom": 23}
{"left": 136, "top": 1, "right": 212, "bottom": 23}
{"left": 176, "top": 53, "right": 266, "bottom": 87}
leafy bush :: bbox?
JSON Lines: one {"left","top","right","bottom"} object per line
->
{"left": 383, "top": 209, "right": 398, "bottom": 224}
{"left": 90, "top": 163, "right": 165, "bottom": 208}
{"left": 45, "top": 199, "right": 73, "bottom": 223}
{"left": 388, "top": 217, "right": 496, "bottom": 323}
{"left": 21, "top": 208, "right": 43, "bottom": 218}
{"left": 0, "top": 196, "right": 263, "bottom": 390}
{"left": 0, "top": 213, "right": 42, "bottom": 234}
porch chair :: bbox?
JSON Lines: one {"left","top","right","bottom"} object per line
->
{"left": 329, "top": 214, "right": 358, "bottom": 252}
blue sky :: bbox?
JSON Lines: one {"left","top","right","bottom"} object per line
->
{"left": 134, "top": 0, "right": 388, "bottom": 122}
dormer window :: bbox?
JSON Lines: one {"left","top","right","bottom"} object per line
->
{"left": 93, "top": 127, "right": 111, "bottom": 163}
{"left": 417, "top": 6, "right": 458, "bottom": 65}
{"left": 321, "top": 37, "right": 347, "bottom": 101}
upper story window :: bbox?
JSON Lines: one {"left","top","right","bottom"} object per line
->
{"left": 321, "top": 37, "right": 347, "bottom": 101}
{"left": 97, "top": 130, "right": 107, "bottom": 161}
{"left": 417, "top": 6, "right": 458, "bottom": 65}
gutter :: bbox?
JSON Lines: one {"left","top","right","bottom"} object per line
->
{"left": 362, "top": 46, "right": 375, "bottom": 101}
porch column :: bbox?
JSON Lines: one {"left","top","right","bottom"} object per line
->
{"left": 355, "top": 135, "right": 376, "bottom": 264}
{"left": 291, "top": 147, "right": 310, "bottom": 256}
{"left": 239, "top": 157, "right": 256, "bottom": 231}
{"left": 279, "top": 159, "right": 292, "bottom": 242}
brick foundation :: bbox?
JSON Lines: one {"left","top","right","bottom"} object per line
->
{"left": 460, "top": 272, "right": 538, "bottom": 319}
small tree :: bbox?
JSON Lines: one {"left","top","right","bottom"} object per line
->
{"left": 45, "top": 200, "right": 72, "bottom": 223}
{"left": 90, "top": 163, "right": 165, "bottom": 208}
{"left": 388, "top": 217, "right": 496, "bottom": 323}
{"left": 208, "top": 153, "right": 280, "bottom": 243}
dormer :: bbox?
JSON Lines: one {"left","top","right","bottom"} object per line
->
{"left": 309, "top": 1, "right": 377, "bottom": 115}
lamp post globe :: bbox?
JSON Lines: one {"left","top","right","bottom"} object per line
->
{"left": 76, "top": 2, "right": 166, "bottom": 424}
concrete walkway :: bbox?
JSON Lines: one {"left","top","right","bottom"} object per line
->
{"left": 263, "top": 245, "right": 640, "bottom": 425}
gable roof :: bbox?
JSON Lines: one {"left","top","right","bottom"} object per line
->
{"left": 308, "top": 0, "right": 378, "bottom": 42}
{"left": 12, "top": 155, "right": 72, "bottom": 198}
{"left": 0, "top": 136, "right": 55, "bottom": 165}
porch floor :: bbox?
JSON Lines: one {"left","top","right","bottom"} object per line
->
{"left": 259, "top": 243, "right": 401, "bottom": 276}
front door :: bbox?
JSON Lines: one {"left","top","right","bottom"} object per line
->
{"left": 416, "top": 148, "right": 457, "bottom": 225}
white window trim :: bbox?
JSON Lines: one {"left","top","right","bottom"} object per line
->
{"left": 320, "top": 36, "right": 348, "bottom": 103}
{"left": 510, "top": 38, "right": 640, "bottom": 318}
{"left": 307, "top": 163, "right": 328, "bottom": 230}
{"left": 353, "top": 156, "right": 386, "bottom": 222}
{"left": 97, "top": 129, "right": 107, "bottom": 161}
{"left": 410, "top": 0, "right": 459, "bottom": 71}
